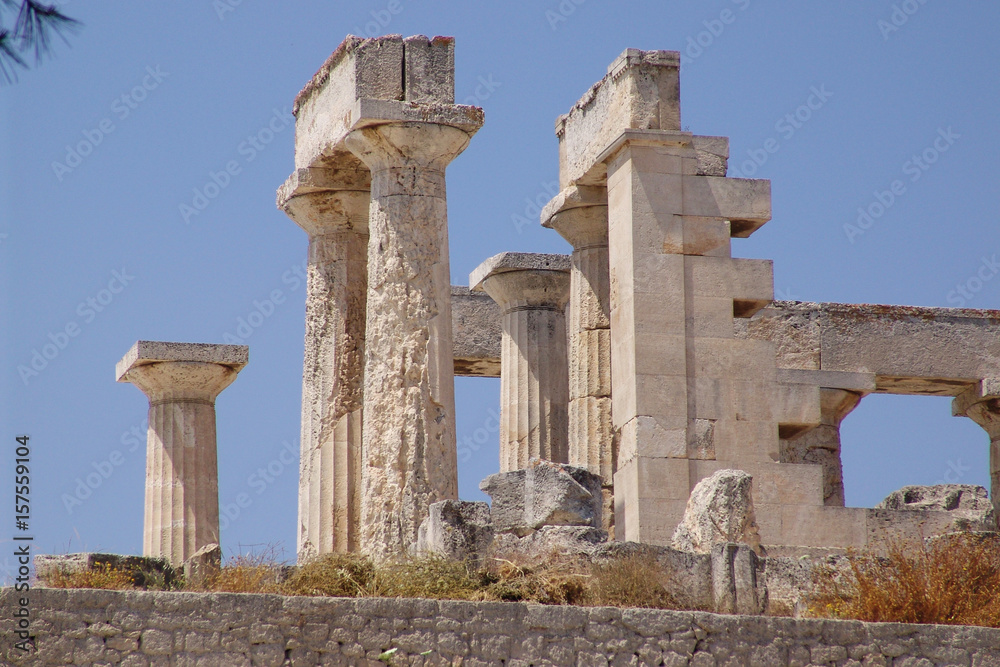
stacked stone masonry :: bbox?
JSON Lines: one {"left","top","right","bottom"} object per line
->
{"left": 4, "top": 589, "right": 1000, "bottom": 666}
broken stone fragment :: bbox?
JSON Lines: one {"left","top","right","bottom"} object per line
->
{"left": 415, "top": 500, "right": 493, "bottom": 562}
{"left": 183, "top": 542, "right": 222, "bottom": 588}
{"left": 480, "top": 460, "right": 603, "bottom": 537}
{"left": 671, "top": 469, "right": 763, "bottom": 555}
{"left": 876, "top": 484, "right": 997, "bottom": 531}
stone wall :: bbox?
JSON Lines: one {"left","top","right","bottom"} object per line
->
{"left": 3, "top": 588, "right": 999, "bottom": 666}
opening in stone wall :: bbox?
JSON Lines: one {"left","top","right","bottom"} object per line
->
{"left": 840, "top": 393, "right": 989, "bottom": 508}
{"left": 455, "top": 376, "right": 502, "bottom": 503}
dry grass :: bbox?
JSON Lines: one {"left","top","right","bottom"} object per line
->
{"left": 41, "top": 547, "right": 683, "bottom": 611}
{"left": 42, "top": 562, "right": 136, "bottom": 590}
{"left": 204, "top": 551, "right": 285, "bottom": 594}
{"left": 809, "top": 532, "right": 1000, "bottom": 628}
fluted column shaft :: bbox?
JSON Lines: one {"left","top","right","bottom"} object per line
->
{"left": 281, "top": 179, "right": 369, "bottom": 561}
{"left": 345, "top": 122, "right": 473, "bottom": 558}
{"left": 475, "top": 266, "right": 570, "bottom": 470}
{"left": 780, "top": 388, "right": 861, "bottom": 507}
{"left": 119, "top": 354, "right": 244, "bottom": 566}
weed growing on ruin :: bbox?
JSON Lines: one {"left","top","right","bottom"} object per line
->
{"left": 43, "top": 562, "right": 137, "bottom": 590}
{"left": 282, "top": 552, "right": 376, "bottom": 597}
{"left": 809, "top": 532, "right": 1000, "bottom": 627}
{"left": 479, "top": 556, "right": 591, "bottom": 605}
{"left": 205, "top": 551, "right": 285, "bottom": 594}
{"left": 590, "top": 553, "right": 677, "bottom": 609}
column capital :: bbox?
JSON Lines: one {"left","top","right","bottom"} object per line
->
{"left": 541, "top": 185, "right": 609, "bottom": 250}
{"left": 277, "top": 167, "right": 371, "bottom": 237}
{"left": 954, "top": 379, "right": 1000, "bottom": 436}
{"left": 470, "top": 252, "right": 571, "bottom": 313}
{"left": 117, "top": 341, "right": 248, "bottom": 404}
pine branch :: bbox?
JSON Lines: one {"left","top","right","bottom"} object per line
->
{"left": 0, "top": 1, "right": 80, "bottom": 84}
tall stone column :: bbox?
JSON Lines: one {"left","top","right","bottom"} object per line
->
{"left": 954, "top": 380, "right": 1000, "bottom": 527}
{"left": 542, "top": 187, "right": 614, "bottom": 501}
{"left": 780, "top": 388, "right": 861, "bottom": 507}
{"left": 470, "top": 252, "right": 571, "bottom": 471}
{"left": 346, "top": 120, "right": 481, "bottom": 558}
{"left": 116, "top": 341, "right": 248, "bottom": 566}
{"left": 278, "top": 165, "right": 369, "bottom": 559}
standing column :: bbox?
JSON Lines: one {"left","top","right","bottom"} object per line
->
{"left": 116, "top": 341, "right": 248, "bottom": 566}
{"left": 780, "top": 388, "right": 861, "bottom": 507}
{"left": 542, "top": 186, "right": 614, "bottom": 525}
{"left": 470, "top": 253, "right": 571, "bottom": 471}
{"left": 954, "top": 380, "right": 1000, "bottom": 527}
{"left": 278, "top": 166, "right": 369, "bottom": 560}
{"left": 346, "top": 120, "right": 481, "bottom": 558}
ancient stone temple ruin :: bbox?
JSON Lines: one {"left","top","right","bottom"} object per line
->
{"left": 104, "top": 35, "right": 1000, "bottom": 574}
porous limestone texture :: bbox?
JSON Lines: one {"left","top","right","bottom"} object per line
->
{"left": 5, "top": 588, "right": 1000, "bottom": 666}
{"left": 876, "top": 484, "right": 997, "bottom": 529}
{"left": 481, "top": 460, "right": 603, "bottom": 537}
{"left": 671, "top": 470, "right": 763, "bottom": 556}
{"left": 279, "top": 166, "right": 370, "bottom": 561}
{"left": 415, "top": 500, "right": 493, "bottom": 562}
{"left": 117, "top": 341, "right": 247, "bottom": 566}
{"left": 451, "top": 286, "right": 501, "bottom": 377}
{"left": 471, "top": 252, "right": 571, "bottom": 470}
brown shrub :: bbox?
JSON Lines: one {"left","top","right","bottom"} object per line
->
{"left": 282, "top": 553, "right": 376, "bottom": 597}
{"left": 590, "top": 553, "right": 675, "bottom": 609}
{"left": 809, "top": 532, "right": 1000, "bottom": 627}
{"left": 205, "top": 551, "right": 285, "bottom": 594}
{"left": 478, "top": 556, "right": 591, "bottom": 605}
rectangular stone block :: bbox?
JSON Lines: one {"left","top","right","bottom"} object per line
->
{"left": 731, "top": 381, "right": 821, "bottom": 427}
{"left": 686, "top": 256, "right": 774, "bottom": 305}
{"left": 557, "top": 50, "right": 681, "bottom": 187}
{"left": 711, "top": 420, "right": 780, "bottom": 463}
{"left": 681, "top": 176, "right": 771, "bottom": 236}
{"left": 617, "top": 415, "right": 688, "bottom": 462}
{"left": 569, "top": 329, "right": 612, "bottom": 399}
{"left": 403, "top": 35, "right": 454, "bottom": 104}
{"left": 116, "top": 341, "right": 248, "bottom": 381}
{"left": 662, "top": 216, "right": 731, "bottom": 257}
{"left": 691, "top": 338, "right": 777, "bottom": 382}
{"left": 692, "top": 135, "right": 729, "bottom": 177}
{"left": 688, "top": 296, "right": 735, "bottom": 339}
{"left": 776, "top": 505, "right": 868, "bottom": 549}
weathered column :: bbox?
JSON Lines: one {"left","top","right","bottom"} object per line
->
{"left": 470, "top": 252, "right": 571, "bottom": 471}
{"left": 346, "top": 119, "right": 481, "bottom": 558}
{"left": 780, "top": 388, "right": 861, "bottom": 506}
{"left": 278, "top": 166, "right": 369, "bottom": 559}
{"left": 954, "top": 380, "right": 1000, "bottom": 527}
{"left": 116, "top": 341, "right": 248, "bottom": 566}
{"left": 541, "top": 186, "right": 614, "bottom": 523}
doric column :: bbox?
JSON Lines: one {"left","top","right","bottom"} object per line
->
{"left": 542, "top": 186, "right": 614, "bottom": 479}
{"left": 470, "top": 252, "right": 571, "bottom": 471}
{"left": 780, "top": 388, "right": 861, "bottom": 506}
{"left": 346, "top": 120, "right": 481, "bottom": 558}
{"left": 954, "top": 380, "right": 1000, "bottom": 527}
{"left": 116, "top": 341, "right": 248, "bottom": 566}
{"left": 278, "top": 165, "right": 369, "bottom": 560}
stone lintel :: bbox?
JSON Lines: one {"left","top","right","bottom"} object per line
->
{"left": 469, "top": 252, "right": 571, "bottom": 293}
{"left": 293, "top": 34, "right": 475, "bottom": 170}
{"left": 555, "top": 50, "right": 681, "bottom": 188}
{"left": 116, "top": 341, "right": 248, "bottom": 382}
{"left": 452, "top": 286, "right": 501, "bottom": 377}
{"left": 776, "top": 368, "right": 877, "bottom": 395}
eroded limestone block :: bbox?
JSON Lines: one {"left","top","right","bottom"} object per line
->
{"left": 34, "top": 553, "right": 177, "bottom": 589}
{"left": 480, "top": 460, "right": 603, "bottom": 537}
{"left": 490, "top": 525, "right": 608, "bottom": 562}
{"left": 415, "top": 500, "right": 493, "bottom": 562}
{"left": 671, "top": 469, "right": 763, "bottom": 555}
{"left": 591, "top": 541, "right": 714, "bottom": 610}
{"left": 711, "top": 543, "right": 767, "bottom": 615}
{"left": 183, "top": 543, "right": 221, "bottom": 588}
{"left": 875, "top": 484, "right": 996, "bottom": 530}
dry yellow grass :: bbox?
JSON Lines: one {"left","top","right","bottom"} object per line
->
{"left": 42, "top": 562, "right": 136, "bottom": 590}
{"left": 809, "top": 532, "right": 1000, "bottom": 628}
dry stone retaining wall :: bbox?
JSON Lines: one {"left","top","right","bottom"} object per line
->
{"left": 2, "top": 588, "right": 999, "bottom": 666}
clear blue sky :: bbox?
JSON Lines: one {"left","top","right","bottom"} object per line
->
{"left": 2, "top": 1, "right": 998, "bottom": 573}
